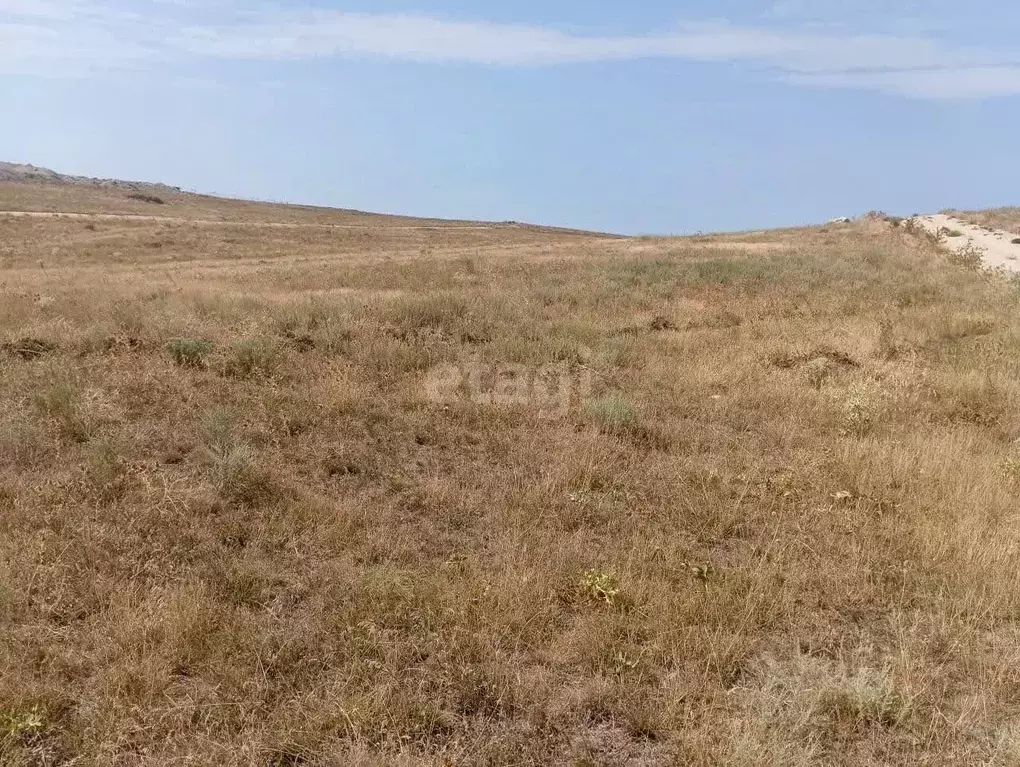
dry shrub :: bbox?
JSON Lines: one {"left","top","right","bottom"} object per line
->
{"left": 838, "top": 382, "right": 884, "bottom": 436}
{"left": 198, "top": 409, "right": 282, "bottom": 506}
{"left": 727, "top": 654, "right": 913, "bottom": 765}
{"left": 220, "top": 338, "right": 282, "bottom": 379}
{"left": 947, "top": 243, "right": 985, "bottom": 270}
{"left": 1, "top": 337, "right": 58, "bottom": 360}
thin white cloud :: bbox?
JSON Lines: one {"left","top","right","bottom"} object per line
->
{"left": 0, "top": 0, "right": 82, "bottom": 19}
{"left": 173, "top": 14, "right": 976, "bottom": 73}
{"left": 2, "top": 2, "right": 1020, "bottom": 98}
{"left": 788, "top": 66, "right": 1020, "bottom": 99}
{"left": 0, "top": 0, "right": 169, "bottom": 74}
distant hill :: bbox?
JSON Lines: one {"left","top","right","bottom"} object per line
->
{"left": 0, "top": 160, "right": 619, "bottom": 235}
{"left": 0, "top": 161, "right": 181, "bottom": 193}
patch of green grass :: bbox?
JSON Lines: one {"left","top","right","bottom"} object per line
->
{"left": 581, "top": 569, "right": 621, "bottom": 606}
{"left": 1, "top": 704, "right": 46, "bottom": 743}
{"left": 167, "top": 337, "right": 213, "bottom": 368}
{"left": 80, "top": 438, "right": 131, "bottom": 503}
{"left": 199, "top": 408, "right": 281, "bottom": 507}
{"left": 35, "top": 380, "right": 93, "bottom": 443}
{"left": 583, "top": 393, "right": 639, "bottom": 433}
{"left": 685, "top": 256, "right": 772, "bottom": 286}
{"left": 221, "top": 338, "right": 281, "bottom": 379}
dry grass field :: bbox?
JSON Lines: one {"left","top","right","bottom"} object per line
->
{"left": 4, "top": 187, "right": 1020, "bottom": 765}
{"left": 948, "top": 208, "right": 1020, "bottom": 238}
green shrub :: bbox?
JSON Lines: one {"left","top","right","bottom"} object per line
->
{"left": 584, "top": 393, "right": 639, "bottom": 432}
{"left": 36, "top": 381, "right": 92, "bottom": 443}
{"left": 81, "top": 439, "right": 130, "bottom": 502}
{"left": 198, "top": 410, "right": 279, "bottom": 506}
{"left": 167, "top": 338, "right": 213, "bottom": 368}
{"left": 221, "top": 339, "right": 280, "bottom": 379}
{"left": 1, "top": 704, "right": 47, "bottom": 751}
{"left": 580, "top": 569, "right": 621, "bottom": 606}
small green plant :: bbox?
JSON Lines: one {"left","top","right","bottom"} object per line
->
{"left": 839, "top": 383, "right": 882, "bottom": 437}
{"left": 199, "top": 410, "right": 278, "bottom": 507}
{"left": 2, "top": 704, "right": 46, "bottom": 746}
{"left": 36, "top": 381, "right": 91, "bottom": 443}
{"left": 221, "top": 338, "right": 280, "bottom": 379}
{"left": 584, "top": 393, "right": 639, "bottom": 432}
{"left": 167, "top": 338, "right": 213, "bottom": 368}
{"left": 805, "top": 357, "right": 833, "bottom": 389}
{"left": 581, "top": 569, "right": 621, "bottom": 605}
{"left": 82, "top": 439, "right": 130, "bottom": 503}
{"left": 1001, "top": 452, "right": 1020, "bottom": 483}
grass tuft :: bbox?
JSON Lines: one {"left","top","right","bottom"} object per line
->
{"left": 583, "top": 393, "right": 640, "bottom": 433}
{"left": 838, "top": 382, "right": 883, "bottom": 436}
{"left": 1, "top": 337, "right": 57, "bottom": 360}
{"left": 35, "top": 380, "right": 93, "bottom": 443}
{"left": 580, "top": 569, "right": 622, "bottom": 606}
{"left": 167, "top": 337, "right": 213, "bottom": 368}
{"left": 220, "top": 338, "right": 281, "bottom": 379}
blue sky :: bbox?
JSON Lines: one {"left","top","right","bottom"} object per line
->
{"left": 3, "top": 1, "right": 1020, "bottom": 233}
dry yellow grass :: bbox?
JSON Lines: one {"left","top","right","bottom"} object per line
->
{"left": 947, "top": 207, "right": 1020, "bottom": 238}
{"left": 3, "top": 186, "right": 1020, "bottom": 764}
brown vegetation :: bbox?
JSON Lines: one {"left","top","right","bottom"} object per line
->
{"left": 947, "top": 207, "right": 1020, "bottom": 236}
{"left": 3, "top": 188, "right": 1020, "bottom": 764}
